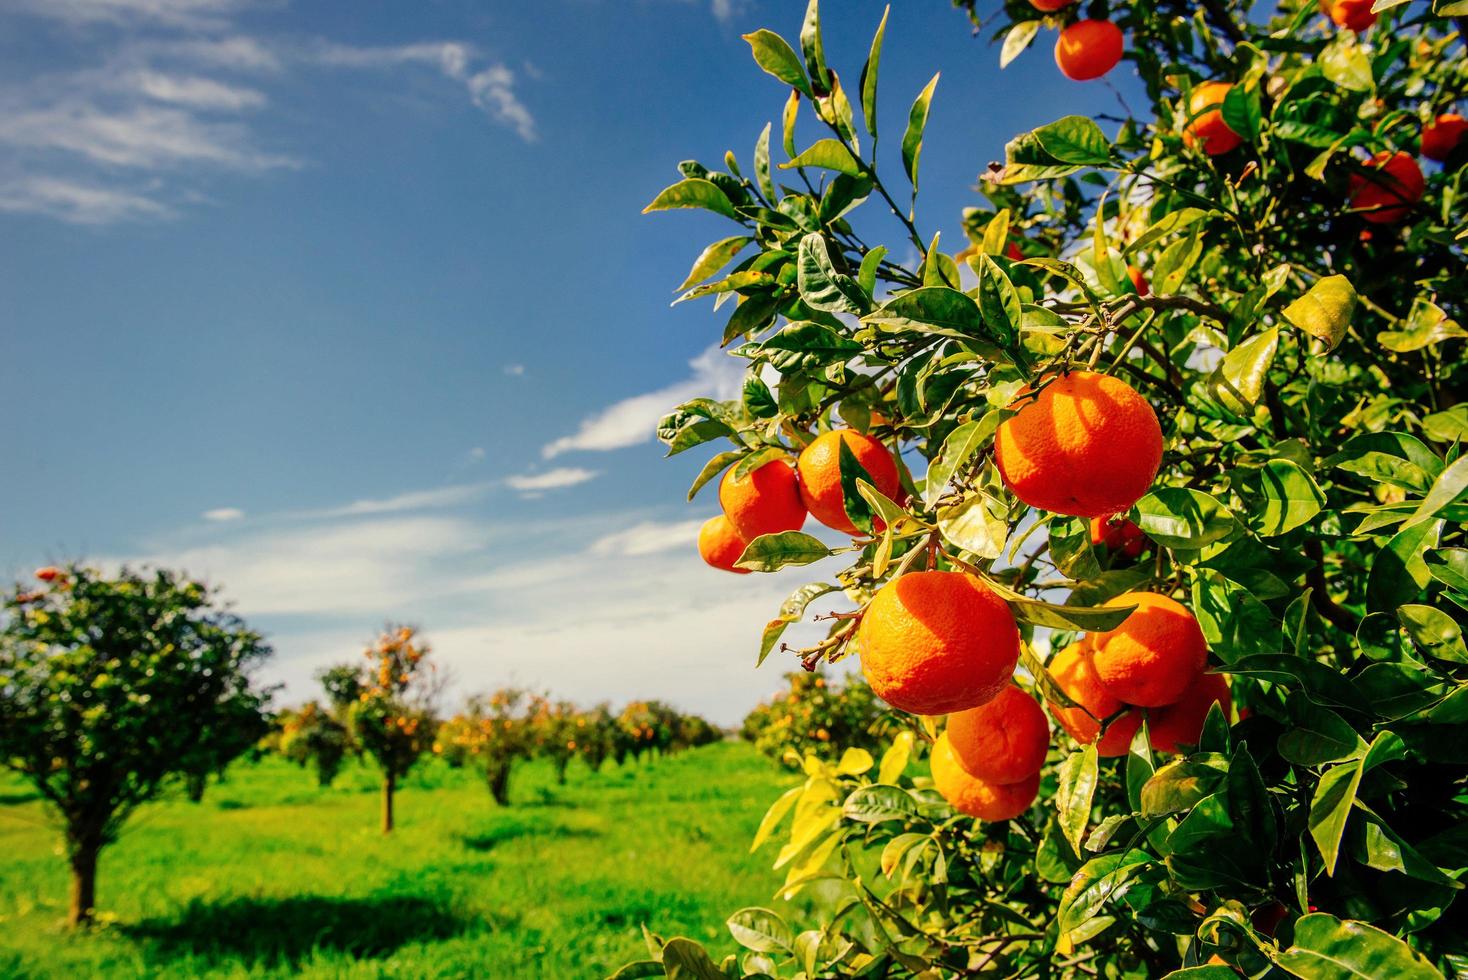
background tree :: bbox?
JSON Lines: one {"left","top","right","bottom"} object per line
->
{"left": 437, "top": 688, "right": 538, "bottom": 805}
{"left": 741, "top": 671, "right": 892, "bottom": 765}
{"left": 278, "top": 701, "right": 352, "bottom": 788}
{"left": 532, "top": 697, "right": 582, "bottom": 785}
{"left": 625, "top": 0, "right": 1467, "bottom": 976}
{"left": 576, "top": 703, "right": 620, "bottom": 773}
{"left": 345, "top": 625, "right": 438, "bottom": 833}
{"left": 0, "top": 565, "right": 273, "bottom": 926}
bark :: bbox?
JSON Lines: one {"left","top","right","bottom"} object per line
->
{"left": 382, "top": 771, "right": 396, "bottom": 833}
{"left": 68, "top": 841, "right": 99, "bottom": 927}
{"left": 185, "top": 771, "right": 207, "bottom": 803}
{"left": 488, "top": 764, "right": 511, "bottom": 806}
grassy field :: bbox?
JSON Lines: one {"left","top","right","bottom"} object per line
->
{"left": 0, "top": 742, "right": 801, "bottom": 979}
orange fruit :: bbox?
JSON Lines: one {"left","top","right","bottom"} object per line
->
{"left": 994, "top": 370, "right": 1164, "bottom": 518}
{"left": 858, "top": 570, "right": 1020, "bottom": 716}
{"left": 1055, "top": 20, "right": 1124, "bottom": 81}
{"left": 697, "top": 515, "right": 750, "bottom": 574}
{"left": 1090, "top": 516, "right": 1148, "bottom": 558}
{"left": 1183, "top": 82, "right": 1243, "bottom": 156}
{"left": 946, "top": 683, "right": 1050, "bottom": 784}
{"left": 1126, "top": 264, "right": 1150, "bottom": 297}
{"left": 719, "top": 459, "right": 806, "bottom": 540}
{"left": 1006, "top": 239, "right": 1025, "bottom": 260}
{"left": 1047, "top": 642, "right": 1140, "bottom": 756}
{"left": 1349, "top": 150, "right": 1425, "bottom": 224}
{"left": 1422, "top": 112, "right": 1466, "bottom": 163}
{"left": 34, "top": 566, "right": 61, "bottom": 582}
{"left": 1149, "top": 672, "right": 1232, "bottom": 753}
{"left": 1029, "top": 0, "right": 1075, "bottom": 9}
{"left": 797, "top": 430, "right": 900, "bottom": 535}
{"left": 930, "top": 733, "right": 1040, "bottom": 821}
{"left": 1087, "top": 593, "right": 1208, "bottom": 707}
{"left": 1321, "top": 0, "right": 1377, "bottom": 32}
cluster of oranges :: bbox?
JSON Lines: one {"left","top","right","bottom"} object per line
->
{"left": 698, "top": 428, "right": 902, "bottom": 573}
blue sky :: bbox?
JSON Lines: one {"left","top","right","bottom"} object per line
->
{"left": 0, "top": 0, "right": 1135, "bottom": 724}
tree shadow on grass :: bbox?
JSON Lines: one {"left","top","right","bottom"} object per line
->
{"left": 122, "top": 894, "right": 475, "bottom": 968}
{"left": 460, "top": 823, "right": 599, "bottom": 852}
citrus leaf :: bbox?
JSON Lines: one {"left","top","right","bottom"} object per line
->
{"left": 900, "top": 73, "right": 940, "bottom": 191}
{"left": 858, "top": 5, "right": 888, "bottom": 139}
{"left": 727, "top": 907, "right": 794, "bottom": 953}
{"left": 736, "top": 531, "right": 833, "bottom": 572}
{"left": 1275, "top": 912, "right": 1444, "bottom": 979}
{"left": 1282, "top": 275, "right": 1357, "bottom": 351}
{"left": 1133, "top": 489, "right": 1241, "bottom": 549}
{"left": 742, "top": 29, "right": 811, "bottom": 97}
{"left": 677, "top": 236, "right": 753, "bottom": 291}
{"left": 643, "top": 178, "right": 742, "bottom": 220}
{"left": 780, "top": 139, "right": 863, "bottom": 176}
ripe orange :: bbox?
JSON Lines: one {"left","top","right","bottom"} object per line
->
{"left": 1055, "top": 20, "right": 1124, "bottom": 82}
{"left": 994, "top": 370, "right": 1164, "bottom": 518}
{"left": 1183, "top": 82, "right": 1243, "bottom": 156}
{"left": 1087, "top": 592, "right": 1208, "bottom": 707}
{"left": 1422, "top": 113, "right": 1466, "bottom": 162}
{"left": 1321, "top": 0, "right": 1377, "bottom": 32}
{"left": 34, "top": 566, "right": 61, "bottom": 582}
{"left": 1029, "top": 0, "right": 1075, "bottom": 9}
{"left": 1047, "top": 642, "right": 1140, "bottom": 756}
{"left": 697, "top": 515, "right": 750, "bottom": 574}
{"left": 1126, "top": 264, "right": 1149, "bottom": 297}
{"left": 1090, "top": 515, "right": 1148, "bottom": 558}
{"left": 946, "top": 684, "right": 1050, "bottom": 784}
{"left": 1149, "top": 671, "right": 1232, "bottom": 753}
{"left": 1349, "top": 151, "right": 1425, "bottom": 224}
{"left": 797, "top": 430, "right": 900, "bottom": 535}
{"left": 858, "top": 571, "right": 1020, "bottom": 716}
{"left": 719, "top": 459, "right": 806, "bottom": 540}
{"left": 930, "top": 733, "right": 1040, "bottom": 821}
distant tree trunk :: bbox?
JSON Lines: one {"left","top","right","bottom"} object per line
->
{"left": 382, "top": 771, "right": 396, "bottom": 833}
{"left": 68, "top": 839, "right": 99, "bottom": 927}
{"left": 186, "top": 771, "right": 207, "bottom": 803}
{"left": 488, "top": 763, "right": 511, "bottom": 806}
{"left": 555, "top": 757, "right": 569, "bottom": 785}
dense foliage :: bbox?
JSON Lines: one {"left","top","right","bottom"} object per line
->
{"left": 343, "top": 625, "right": 438, "bottom": 832}
{"left": 741, "top": 671, "right": 895, "bottom": 764}
{"left": 0, "top": 565, "right": 273, "bottom": 925}
{"left": 625, "top": 0, "right": 1467, "bottom": 976}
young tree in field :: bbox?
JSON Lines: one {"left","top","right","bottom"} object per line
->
{"left": 278, "top": 701, "right": 352, "bottom": 788}
{"left": 575, "top": 703, "right": 620, "bottom": 773}
{"left": 532, "top": 697, "right": 582, "bottom": 785}
{"left": 345, "top": 625, "right": 437, "bottom": 833}
{"left": 437, "top": 688, "right": 538, "bottom": 805}
{"left": 627, "top": 0, "right": 1466, "bottom": 976}
{"left": 0, "top": 565, "right": 272, "bottom": 926}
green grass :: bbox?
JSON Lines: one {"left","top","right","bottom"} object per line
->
{"left": 0, "top": 742, "right": 802, "bottom": 979}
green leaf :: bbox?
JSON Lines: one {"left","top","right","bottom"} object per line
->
{"left": 843, "top": 784, "right": 920, "bottom": 823}
{"left": 1277, "top": 694, "right": 1367, "bottom": 766}
{"left": 1367, "top": 519, "right": 1442, "bottom": 614}
{"left": 753, "top": 123, "right": 775, "bottom": 204}
{"left": 1161, "top": 966, "right": 1237, "bottom": 979}
{"left": 731, "top": 446, "right": 791, "bottom": 482}
{"left": 1425, "top": 549, "right": 1468, "bottom": 593}
{"left": 606, "top": 961, "right": 664, "bottom": 980}
{"left": 688, "top": 449, "right": 744, "bottom": 502}
{"left": 923, "top": 413, "right": 1000, "bottom": 509}
{"left": 857, "top": 245, "right": 887, "bottom": 298}
{"left": 742, "top": 30, "right": 811, "bottom": 98}
{"left": 659, "top": 938, "right": 728, "bottom": 980}
{"left": 1008, "top": 596, "right": 1136, "bottom": 631}
{"left": 1133, "top": 489, "right": 1241, "bottom": 550}
{"left": 677, "top": 237, "right": 753, "bottom": 292}
{"left": 1057, "top": 746, "right": 1099, "bottom": 857}
{"left": 858, "top": 6, "right": 888, "bottom": 140}
{"left": 798, "top": 0, "right": 827, "bottom": 91}
{"left": 1125, "top": 208, "right": 1214, "bottom": 258}
{"left": 1000, "top": 20, "right": 1040, "bottom": 69}
{"left": 758, "top": 583, "right": 839, "bottom": 666}
{"left": 751, "top": 785, "right": 801, "bottom": 851}
{"left": 900, "top": 73, "right": 940, "bottom": 191}
{"left": 972, "top": 253, "right": 1023, "bottom": 350}
{"left": 1141, "top": 758, "right": 1227, "bottom": 817}
{"left": 1032, "top": 115, "right": 1112, "bottom": 165}
{"left": 938, "top": 490, "right": 1007, "bottom": 559}
{"left": 643, "top": 178, "right": 743, "bottom": 221}
{"left": 866, "top": 286, "right": 984, "bottom": 339}
{"left": 878, "top": 729, "right": 913, "bottom": 784}
{"left": 1379, "top": 298, "right": 1467, "bottom": 353}
{"left": 1401, "top": 456, "right": 1468, "bottom": 532}
{"left": 1050, "top": 516, "right": 1101, "bottom": 580}
{"left": 837, "top": 437, "right": 878, "bottom": 536}
{"left": 780, "top": 139, "right": 862, "bottom": 176}
{"left": 757, "top": 321, "right": 862, "bottom": 373}
{"left": 781, "top": 90, "right": 798, "bottom": 159}
{"left": 1001, "top": 130, "right": 1084, "bottom": 183}
{"left": 1057, "top": 850, "right": 1151, "bottom": 936}
{"left": 1320, "top": 32, "right": 1374, "bottom": 93}
{"left": 727, "top": 907, "right": 794, "bottom": 954}
{"left": 796, "top": 234, "right": 868, "bottom": 314}
{"left": 1221, "top": 84, "right": 1262, "bottom": 140}
{"left": 1242, "top": 459, "right": 1326, "bottom": 536}
{"left": 1276, "top": 912, "right": 1445, "bottom": 979}
{"left": 1282, "top": 275, "right": 1357, "bottom": 351}
{"left": 736, "top": 532, "right": 833, "bottom": 572}
{"left": 1398, "top": 604, "right": 1468, "bottom": 664}
{"left": 1208, "top": 326, "right": 1279, "bottom": 417}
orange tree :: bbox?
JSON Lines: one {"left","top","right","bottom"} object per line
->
{"left": 629, "top": 0, "right": 1467, "bottom": 976}
{"left": 278, "top": 701, "right": 352, "bottom": 788}
{"left": 741, "top": 670, "right": 894, "bottom": 764}
{"left": 576, "top": 702, "right": 621, "bottom": 773}
{"left": 531, "top": 696, "right": 583, "bottom": 785}
{"left": 437, "top": 688, "right": 538, "bottom": 805}
{"left": 344, "top": 625, "right": 437, "bottom": 832}
{"left": 0, "top": 565, "right": 273, "bottom": 926}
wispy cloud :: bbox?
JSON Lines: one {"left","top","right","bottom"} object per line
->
{"left": 502, "top": 363, "right": 525, "bottom": 377}
{"left": 202, "top": 506, "right": 245, "bottom": 522}
{"left": 591, "top": 519, "right": 705, "bottom": 557}
{"left": 0, "top": 176, "right": 173, "bottom": 223}
{"left": 6, "top": 0, "right": 248, "bottom": 28}
{"left": 298, "top": 482, "right": 497, "bottom": 520}
{"left": 133, "top": 70, "right": 267, "bottom": 109}
{"left": 542, "top": 345, "right": 745, "bottom": 458}
{"left": 505, "top": 467, "right": 599, "bottom": 493}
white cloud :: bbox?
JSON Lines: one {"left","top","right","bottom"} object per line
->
{"left": 591, "top": 519, "right": 705, "bottom": 558}
{"left": 133, "top": 71, "right": 267, "bottom": 110}
{"left": 504, "top": 467, "right": 599, "bottom": 492}
{"left": 467, "top": 447, "right": 487, "bottom": 461}
{"left": 0, "top": 176, "right": 173, "bottom": 223}
{"left": 502, "top": 363, "right": 525, "bottom": 376}
{"left": 202, "top": 506, "right": 245, "bottom": 522}
{"left": 5, "top": 0, "right": 247, "bottom": 28}
{"left": 542, "top": 344, "right": 746, "bottom": 458}
{"left": 299, "top": 481, "right": 496, "bottom": 519}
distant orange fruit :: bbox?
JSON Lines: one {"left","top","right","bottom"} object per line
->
{"left": 1029, "top": 0, "right": 1075, "bottom": 9}
{"left": 994, "top": 370, "right": 1164, "bottom": 518}
{"left": 1149, "top": 672, "right": 1232, "bottom": 753}
{"left": 1321, "top": 0, "right": 1377, "bottom": 32}
{"left": 858, "top": 571, "right": 1020, "bottom": 716}
{"left": 719, "top": 459, "right": 806, "bottom": 540}
{"left": 946, "top": 683, "right": 1051, "bottom": 784}
{"left": 1055, "top": 20, "right": 1124, "bottom": 81}
{"left": 1183, "top": 82, "right": 1243, "bottom": 156}
{"left": 697, "top": 515, "right": 750, "bottom": 574}
{"left": 34, "top": 566, "right": 61, "bottom": 582}
{"left": 1348, "top": 151, "right": 1425, "bottom": 224}
{"left": 930, "top": 733, "right": 1040, "bottom": 821}
{"left": 1047, "top": 642, "right": 1140, "bottom": 756}
{"left": 797, "top": 430, "right": 901, "bottom": 535}
{"left": 1090, "top": 516, "right": 1148, "bottom": 558}
{"left": 1087, "top": 593, "right": 1209, "bottom": 707}
{"left": 1422, "top": 113, "right": 1466, "bottom": 162}
{"left": 1126, "top": 264, "right": 1150, "bottom": 297}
